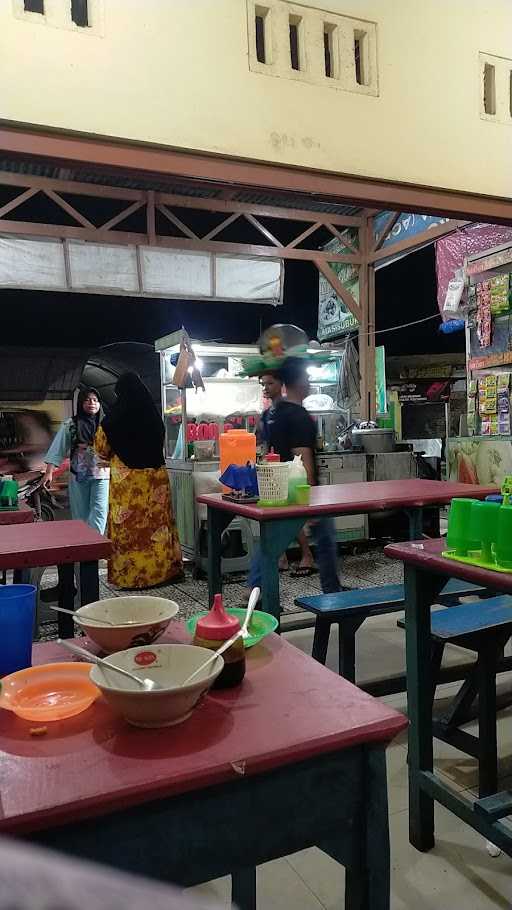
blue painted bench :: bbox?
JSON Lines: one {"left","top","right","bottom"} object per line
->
{"left": 294, "top": 578, "right": 490, "bottom": 696}
{"left": 402, "top": 595, "right": 512, "bottom": 799}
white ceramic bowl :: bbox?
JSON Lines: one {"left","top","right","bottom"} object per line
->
{"left": 90, "top": 643, "right": 224, "bottom": 728}
{"left": 75, "top": 596, "right": 179, "bottom": 654}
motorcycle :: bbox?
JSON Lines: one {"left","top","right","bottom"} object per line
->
{"left": 16, "top": 472, "right": 64, "bottom": 522}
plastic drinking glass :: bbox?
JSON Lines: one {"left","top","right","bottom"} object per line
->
{"left": 495, "top": 506, "right": 512, "bottom": 569}
{"left": 0, "top": 585, "right": 36, "bottom": 676}
{"left": 446, "top": 498, "right": 480, "bottom": 556}
{"left": 295, "top": 484, "right": 311, "bottom": 505}
{"left": 470, "top": 500, "right": 500, "bottom": 563}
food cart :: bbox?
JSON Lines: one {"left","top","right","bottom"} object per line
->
{"left": 155, "top": 332, "right": 262, "bottom": 563}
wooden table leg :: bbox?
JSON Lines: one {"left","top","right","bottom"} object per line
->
{"left": 478, "top": 637, "right": 498, "bottom": 799}
{"left": 13, "top": 568, "right": 31, "bottom": 584}
{"left": 344, "top": 746, "right": 391, "bottom": 910}
{"left": 206, "top": 507, "right": 233, "bottom": 607}
{"left": 339, "top": 618, "right": 363, "bottom": 684}
{"left": 405, "top": 507, "right": 423, "bottom": 540}
{"left": 57, "top": 563, "right": 76, "bottom": 638}
{"left": 312, "top": 618, "right": 331, "bottom": 665}
{"left": 79, "top": 561, "right": 99, "bottom": 606}
{"left": 404, "top": 565, "right": 444, "bottom": 852}
{"left": 231, "top": 867, "right": 256, "bottom": 910}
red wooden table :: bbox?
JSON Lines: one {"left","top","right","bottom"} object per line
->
{"left": 198, "top": 480, "right": 497, "bottom": 619}
{"left": 0, "top": 627, "right": 407, "bottom": 909}
{"left": 385, "top": 538, "right": 512, "bottom": 858}
{"left": 0, "top": 520, "right": 111, "bottom": 637}
{"left": 0, "top": 502, "right": 34, "bottom": 526}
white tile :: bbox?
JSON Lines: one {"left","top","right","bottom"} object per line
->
{"left": 187, "top": 857, "right": 325, "bottom": 909}
{"left": 286, "top": 803, "right": 512, "bottom": 910}
{"left": 388, "top": 804, "right": 512, "bottom": 910}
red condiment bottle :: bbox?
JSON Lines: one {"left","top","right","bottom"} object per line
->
{"left": 193, "top": 594, "right": 246, "bottom": 689}
{"left": 265, "top": 447, "right": 280, "bottom": 463}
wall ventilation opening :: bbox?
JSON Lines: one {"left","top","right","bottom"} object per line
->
{"left": 289, "top": 16, "right": 302, "bottom": 71}
{"left": 483, "top": 63, "right": 496, "bottom": 115}
{"left": 354, "top": 30, "right": 368, "bottom": 86}
{"left": 71, "top": 0, "right": 89, "bottom": 27}
{"left": 324, "top": 24, "right": 337, "bottom": 78}
{"left": 24, "top": 0, "right": 44, "bottom": 12}
{"left": 255, "top": 6, "right": 269, "bottom": 64}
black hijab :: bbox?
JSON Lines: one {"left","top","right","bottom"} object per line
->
{"left": 101, "top": 372, "right": 165, "bottom": 470}
{"left": 74, "top": 387, "right": 102, "bottom": 446}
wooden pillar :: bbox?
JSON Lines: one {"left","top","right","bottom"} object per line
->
{"left": 368, "top": 247, "right": 377, "bottom": 419}
{"left": 358, "top": 215, "right": 376, "bottom": 421}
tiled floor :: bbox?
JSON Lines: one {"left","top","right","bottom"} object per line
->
{"left": 36, "top": 544, "right": 403, "bottom": 639}
{"left": 35, "top": 552, "right": 512, "bottom": 907}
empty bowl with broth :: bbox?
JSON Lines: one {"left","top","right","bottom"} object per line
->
{"left": 90, "top": 644, "right": 223, "bottom": 727}
{"left": 75, "top": 596, "right": 179, "bottom": 654}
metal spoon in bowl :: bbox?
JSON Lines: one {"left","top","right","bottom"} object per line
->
{"left": 50, "top": 606, "right": 115, "bottom": 626}
{"left": 57, "top": 638, "right": 160, "bottom": 691}
{"left": 50, "top": 606, "right": 143, "bottom": 627}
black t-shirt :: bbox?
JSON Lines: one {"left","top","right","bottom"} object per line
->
{"left": 261, "top": 400, "right": 317, "bottom": 475}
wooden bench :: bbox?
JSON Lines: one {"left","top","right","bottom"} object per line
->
{"left": 295, "top": 578, "right": 491, "bottom": 696}
{"left": 415, "top": 596, "right": 512, "bottom": 799}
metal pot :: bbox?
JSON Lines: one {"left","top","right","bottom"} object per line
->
{"left": 351, "top": 428, "right": 395, "bottom": 453}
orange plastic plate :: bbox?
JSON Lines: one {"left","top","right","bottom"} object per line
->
{"left": 0, "top": 662, "right": 99, "bottom": 722}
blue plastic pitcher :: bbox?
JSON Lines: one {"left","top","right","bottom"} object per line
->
{"left": 0, "top": 585, "right": 36, "bottom": 676}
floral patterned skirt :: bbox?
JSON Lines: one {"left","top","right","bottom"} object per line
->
{"left": 106, "top": 457, "right": 182, "bottom": 589}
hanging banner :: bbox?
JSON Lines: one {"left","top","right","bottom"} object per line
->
{"left": 375, "top": 346, "right": 387, "bottom": 414}
{"left": 389, "top": 380, "right": 451, "bottom": 403}
{"left": 373, "top": 212, "right": 450, "bottom": 251}
{"left": 318, "top": 236, "right": 359, "bottom": 340}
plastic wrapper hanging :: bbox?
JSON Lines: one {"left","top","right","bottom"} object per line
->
{"left": 436, "top": 224, "right": 512, "bottom": 319}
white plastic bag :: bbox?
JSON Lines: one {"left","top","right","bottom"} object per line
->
{"left": 288, "top": 454, "right": 307, "bottom": 503}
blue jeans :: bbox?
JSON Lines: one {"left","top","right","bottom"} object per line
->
{"left": 69, "top": 476, "right": 109, "bottom": 534}
{"left": 247, "top": 517, "right": 340, "bottom": 594}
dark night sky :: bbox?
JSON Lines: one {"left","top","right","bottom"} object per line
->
{"left": 0, "top": 244, "right": 464, "bottom": 356}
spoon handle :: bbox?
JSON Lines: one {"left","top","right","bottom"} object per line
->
{"left": 50, "top": 605, "right": 112, "bottom": 625}
{"left": 57, "top": 638, "right": 146, "bottom": 688}
{"left": 241, "top": 586, "right": 260, "bottom": 634}
{"left": 181, "top": 630, "right": 241, "bottom": 687}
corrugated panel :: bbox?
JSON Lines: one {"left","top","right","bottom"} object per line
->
{"left": 0, "top": 156, "right": 363, "bottom": 216}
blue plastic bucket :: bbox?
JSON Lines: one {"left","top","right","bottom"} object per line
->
{"left": 0, "top": 585, "right": 36, "bottom": 677}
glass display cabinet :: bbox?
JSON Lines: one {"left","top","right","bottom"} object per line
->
{"left": 155, "top": 332, "right": 262, "bottom": 559}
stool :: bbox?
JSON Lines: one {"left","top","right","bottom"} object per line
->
{"left": 197, "top": 517, "right": 255, "bottom": 577}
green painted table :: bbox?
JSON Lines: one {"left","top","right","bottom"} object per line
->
{"left": 197, "top": 480, "right": 496, "bottom": 622}
{"left": 385, "top": 537, "right": 512, "bottom": 857}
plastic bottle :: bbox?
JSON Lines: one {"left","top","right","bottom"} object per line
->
{"left": 219, "top": 429, "right": 256, "bottom": 491}
{"left": 0, "top": 475, "right": 19, "bottom": 510}
{"left": 193, "top": 594, "right": 246, "bottom": 689}
{"left": 265, "top": 448, "right": 280, "bottom": 463}
{"left": 287, "top": 455, "right": 307, "bottom": 504}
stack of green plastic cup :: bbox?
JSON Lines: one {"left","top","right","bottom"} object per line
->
{"left": 446, "top": 498, "right": 480, "bottom": 556}
{"left": 496, "top": 505, "right": 512, "bottom": 569}
{"left": 469, "top": 500, "right": 500, "bottom": 563}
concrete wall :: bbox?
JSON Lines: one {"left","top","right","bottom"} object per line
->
{"left": 1, "top": 0, "right": 511, "bottom": 198}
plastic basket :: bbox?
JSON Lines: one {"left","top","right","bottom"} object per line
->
{"left": 256, "top": 462, "right": 290, "bottom": 507}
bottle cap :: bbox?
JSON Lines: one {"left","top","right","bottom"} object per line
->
{"left": 195, "top": 594, "right": 240, "bottom": 641}
{"left": 265, "top": 448, "right": 280, "bottom": 463}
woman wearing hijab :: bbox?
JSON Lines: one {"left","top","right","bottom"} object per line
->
{"left": 43, "top": 387, "right": 109, "bottom": 533}
{"left": 95, "top": 372, "right": 182, "bottom": 589}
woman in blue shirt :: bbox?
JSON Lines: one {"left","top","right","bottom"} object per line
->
{"left": 43, "top": 388, "right": 109, "bottom": 534}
